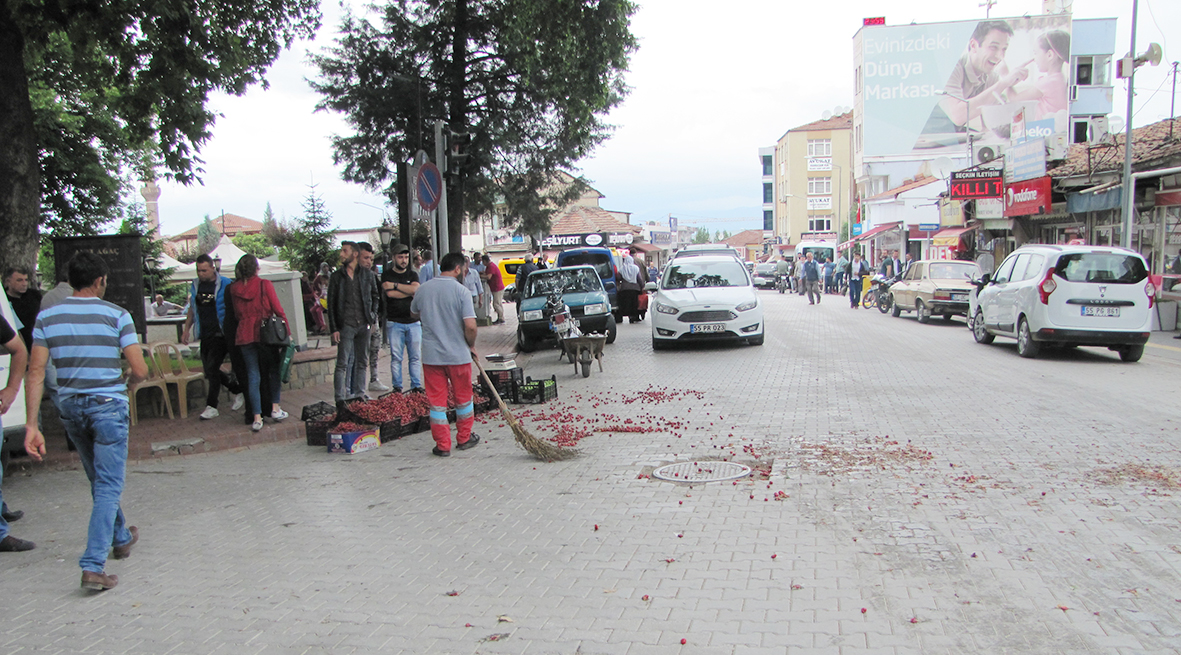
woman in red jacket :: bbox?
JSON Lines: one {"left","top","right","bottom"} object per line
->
{"left": 229, "top": 254, "right": 290, "bottom": 431}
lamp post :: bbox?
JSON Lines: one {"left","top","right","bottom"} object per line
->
{"left": 212, "top": 255, "right": 222, "bottom": 273}
{"left": 143, "top": 255, "right": 157, "bottom": 301}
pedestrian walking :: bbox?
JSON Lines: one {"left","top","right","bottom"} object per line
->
{"left": 328, "top": 241, "right": 380, "bottom": 401}
{"left": 418, "top": 250, "right": 436, "bottom": 284}
{"left": 357, "top": 242, "right": 390, "bottom": 393}
{"left": 802, "top": 252, "right": 822, "bottom": 304}
{"left": 462, "top": 255, "right": 484, "bottom": 313}
{"left": 410, "top": 252, "right": 480, "bottom": 457}
{"left": 182, "top": 254, "right": 244, "bottom": 420}
{"left": 0, "top": 312, "right": 31, "bottom": 552}
{"left": 480, "top": 254, "right": 505, "bottom": 324}
{"left": 823, "top": 257, "right": 836, "bottom": 294}
{"left": 4, "top": 265, "right": 41, "bottom": 350}
{"left": 795, "top": 255, "right": 807, "bottom": 295}
{"left": 846, "top": 252, "right": 870, "bottom": 308}
{"left": 23, "top": 251, "right": 148, "bottom": 590}
{"left": 516, "top": 254, "right": 538, "bottom": 288}
{"left": 618, "top": 252, "right": 644, "bottom": 323}
{"left": 229, "top": 254, "right": 291, "bottom": 431}
{"left": 835, "top": 253, "right": 848, "bottom": 293}
{"left": 379, "top": 244, "right": 423, "bottom": 393}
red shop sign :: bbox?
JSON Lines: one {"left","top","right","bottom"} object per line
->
{"left": 1004, "top": 176, "right": 1052, "bottom": 217}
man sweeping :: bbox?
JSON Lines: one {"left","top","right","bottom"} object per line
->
{"left": 410, "top": 252, "right": 480, "bottom": 457}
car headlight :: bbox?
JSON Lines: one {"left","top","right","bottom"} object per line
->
{"left": 736, "top": 301, "right": 757, "bottom": 312}
{"left": 522, "top": 310, "right": 544, "bottom": 321}
{"left": 582, "top": 303, "right": 607, "bottom": 315}
{"left": 655, "top": 302, "right": 679, "bottom": 315}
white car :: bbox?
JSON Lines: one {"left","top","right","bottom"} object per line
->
{"left": 971, "top": 244, "right": 1153, "bottom": 361}
{"left": 647, "top": 256, "right": 764, "bottom": 349}
{"left": 1, "top": 292, "right": 28, "bottom": 468}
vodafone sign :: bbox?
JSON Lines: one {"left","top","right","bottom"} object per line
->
{"left": 1003, "top": 176, "right": 1052, "bottom": 217}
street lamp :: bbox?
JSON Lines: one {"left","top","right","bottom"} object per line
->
{"left": 212, "top": 255, "right": 222, "bottom": 273}
{"left": 143, "top": 255, "right": 157, "bottom": 301}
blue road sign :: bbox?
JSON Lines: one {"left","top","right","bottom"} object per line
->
{"left": 417, "top": 162, "right": 442, "bottom": 212}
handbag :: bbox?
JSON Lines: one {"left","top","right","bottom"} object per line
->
{"left": 260, "top": 314, "right": 289, "bottom": 347}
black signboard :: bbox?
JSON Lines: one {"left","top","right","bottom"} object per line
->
{"left": 540, "top": 232, "right": 637, "bottom": 249}
{"left": 53, "top": 235, "right": 145, "bottom": 336}
{"left": 949, "top": 169, "right": 1004, "bottom": 200}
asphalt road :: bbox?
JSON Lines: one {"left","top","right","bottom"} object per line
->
{"left": 2, "top": 287, "right": 1179, "bottom": 654}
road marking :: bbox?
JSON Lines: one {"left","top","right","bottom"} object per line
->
{"left": 1146, "top": 342, "right": 1181, "bottom": 353}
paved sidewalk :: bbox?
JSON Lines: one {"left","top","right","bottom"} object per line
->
{"left": 2, "top": 293, "right": 1180, "bottom": 654}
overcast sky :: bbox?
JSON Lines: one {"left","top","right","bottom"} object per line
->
{"left": 152, "top": 0, "right": 1180, "bottom": 239}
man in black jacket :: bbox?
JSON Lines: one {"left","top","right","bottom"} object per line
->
{"left": 327, "top": 241, "right": 381, "bottom": 401}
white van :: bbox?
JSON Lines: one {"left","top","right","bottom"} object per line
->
{"left": 0, "top": 292, "right": 27, "bottom": 468}
{"left": 971, "top": 244, "right": 1153, "bottom": 361}
{"left": 794, "top": 240, "right": 837, "bottom": 264}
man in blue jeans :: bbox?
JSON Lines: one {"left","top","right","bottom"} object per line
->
{"left": 379, "top": 244, "right": 424, "bottom": 392}
{"left": 23, "top": 251, "right": 149, "bottom": 590}
{"left": 328, "top": 241, "right": 380, "bottom": 401}
{"left": 0, "top": 312, "right": 32, "bottom": 552}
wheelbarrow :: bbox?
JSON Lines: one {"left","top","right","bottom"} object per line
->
{"left": 560, "top": 332, "right": 607, "bottom": 378}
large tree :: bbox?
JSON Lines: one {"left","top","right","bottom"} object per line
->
{"left": 282, "top": 184, "right": 337, "bottom": 276}
{"left": 310, "top": 0, "right": 636, "bottom": 249}
{"left": 0, "top": 0, "right": 321, "bottom": 276}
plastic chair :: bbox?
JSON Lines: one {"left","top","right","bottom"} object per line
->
{"left": 151, "top": 341, "right": 206, "bottom": 419}
{"left": 128, "top": 345, "right": 175, "bottom": 426}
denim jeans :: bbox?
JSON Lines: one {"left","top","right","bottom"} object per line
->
{"left": 849, "top": 276, "right": 864, "bottom": 307}
{"left": 241, "top": 343, "right": 281, "bottom": 416}
{"left": 57, "top": 394, "right": 135, "bottom": 573}
{"left": 386, "top": 321, "right": 423, "bottom": 391}
{"left": 334, "top": 324, "right": 370, "bottom": 400}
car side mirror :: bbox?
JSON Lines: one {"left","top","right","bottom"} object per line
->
{"left": 644, "top": 281, "right": 657, "bottom": 292}
{"left": 979, "top": 273, "right": 991, "bottom": 285}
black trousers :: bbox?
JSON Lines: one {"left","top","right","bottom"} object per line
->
{"left": 200, "top": 334, "right": 242, "bottom": 408}
{"left": 619, "top": 289, "right": 640, "bottom": 322}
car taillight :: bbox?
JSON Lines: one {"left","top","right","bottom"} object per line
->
{"left": 1037, "top": 269, "right": 1057, "bottom": 304}
{"left": 1145, "top": 279, "right": 1156, "bottom": 309}
{"left": 934, "top": 289, "right": 952, "bottom": 300}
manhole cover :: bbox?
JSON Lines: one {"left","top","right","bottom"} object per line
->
{"left": 652, "top": 461, "right": 751, "bottom": 483}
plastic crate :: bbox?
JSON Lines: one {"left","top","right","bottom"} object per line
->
{"left": 485, "top": 367, "right": 523, "bottom": 398}
{"left": 379, "top": 420, "right": 410, "bottom": 443}
{"left": 511, "top": 375, "right": 558, "bottom": 404}
{"left": 305, "top": 418, "right": 335, "bottom": 447}
{"left": 301, "top": 401, "right": 336, "bottom": 422}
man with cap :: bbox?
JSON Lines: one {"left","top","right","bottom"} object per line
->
{"left": 379, "top": 244, "right": 423, "bottom": 393}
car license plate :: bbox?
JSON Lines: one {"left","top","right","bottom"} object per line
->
{"left": 1081, "top": 306, "right": 1120, "bottom": 317}
{"left": 951, "top": 293, "right": 967, "bottom": 302}
{"left": 690, "top": 323, "right": 725, "bottom": 333}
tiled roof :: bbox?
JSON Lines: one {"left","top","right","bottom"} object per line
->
{"left": 1049, "top": 117, "right": 1181, "bottom": 180}
{"left": 864, "top": 175, "right": 938, "bottom": 201}
{"left": 170, "top": 214, "right": 263, "bottom": 240}
{"left": 723, "top": 229, "right": 767, "bottom": 247}
{"left": 548, "top": 205, "right": 640, "bottom": 235}
{"left": 788, "top": 111, "right": 853, "bottom": 133}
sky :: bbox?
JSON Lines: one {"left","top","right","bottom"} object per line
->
{"left": 151, "top": 0, "right": 1181, "bottom": 240}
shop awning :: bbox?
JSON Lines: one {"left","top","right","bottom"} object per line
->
{"left": 853, "top": 222, "right": 903, "bottom": 242}
{"left": 630, "top": 243, "right": 663, "bottom": 253}
{"left": 931, "top": 225, "right": 978, "bottom": 247}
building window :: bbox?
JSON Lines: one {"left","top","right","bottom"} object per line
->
{"left": 807, "top": 139, "right": 832, "bottom": 157}
{"left": 763, "top": 182, "right": 774, "bottom": 204}
{"left": 763, "top": 210, "right": 774, "bottom": 231}
{"left": 762, "top": 155, "right": 773, "bottom": 176}
{"left": 808, "top": 216, "right": 832, "bottom": 232}
{"left": 855, "top": 125, "right": 862, "bottom": 153}
{"left": 807, "top": 177, "right": 832, "bottom": 195}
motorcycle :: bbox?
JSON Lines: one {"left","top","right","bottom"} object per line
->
{"left": 862, "top": 273, "right": 899, "bottom": 313}
{"left": 775, "top": 273, "right": 788, "bottom": 294}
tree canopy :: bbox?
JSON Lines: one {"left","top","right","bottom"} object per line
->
{"left": 310, "top": 0, "right": 637, "bottom": 247}
{"left": 0, "top": 0, "right": 321, "bottom": 277}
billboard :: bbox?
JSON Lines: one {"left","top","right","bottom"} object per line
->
{"left": 859, "top": 15, "right": 1071, "bottom": 157}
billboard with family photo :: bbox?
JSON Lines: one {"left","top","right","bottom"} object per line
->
{"left": 858, "top": 15, "right": 1071, "bottom": 157}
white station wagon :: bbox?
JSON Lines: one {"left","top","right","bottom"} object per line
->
{"left": 971, "top": 244, "right": 1154, "bottom": 361}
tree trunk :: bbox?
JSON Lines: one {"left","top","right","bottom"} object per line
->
{"left": 446, "top": 0, "right": 468, "bottom": 255}
{"left": 0, "top": 8, "right": 40, "bottom": 280}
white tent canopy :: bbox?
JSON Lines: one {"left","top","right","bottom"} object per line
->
{"left": 168, "top": 235, "right": 289, "bottom": 281}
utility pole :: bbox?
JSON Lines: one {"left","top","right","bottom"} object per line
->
{"left": 1170, "top": 61, "right": 1178, "bottom": 141}
{"left": 1120, "top": 0, "right": 1139, "bottom": 250}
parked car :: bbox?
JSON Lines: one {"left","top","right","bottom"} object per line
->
{"left": 1, "top": 292, "right": 27, "bottom": 469}
{"left": 516, "top": 265, "right": 617, "bottom": 352}
{"left": 970, "top": 244, "right": 1153, "bottom": 361}
{"left": 672, "top": 244, "right": 743, "bottom": 260}
{"left": 498, "top": 257, "right": 526, "bottom": 303}
{"left": 555, "top": 247, "right": 619, "bottom": 318}
{"left": 753, "top": 263, "right": 778, "bottom": 289}
{"left": 889, "top": 260, "right": 981, "bottom": 322}
{"left": 647, "top": 255, "right": 764, "bottom": 349}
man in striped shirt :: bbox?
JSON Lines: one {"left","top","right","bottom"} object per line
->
{"left": 24, "top": 251, "right": 149, "bottom": 591}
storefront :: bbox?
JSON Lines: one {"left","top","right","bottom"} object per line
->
{"left": 929, "top": 225, "right": 978, "bottom": 261}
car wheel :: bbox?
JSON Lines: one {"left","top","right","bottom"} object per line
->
{"left": 1119, "top": 345, "right": 1144, "bottom": 362}
{"left": 916, "top": 299, "right": 930, "bottom": 324}
{"left": 972, "top": 309, "right": 994, "bottom": 344}
{"left": 749, "top": 333, "right": 765, "bottom": 346}
{"left": 891, "top": 300, "right": 902, "bottom": 317}
{"left": 604, "top": 315, "right": 617, "bottom": 344}
{"left": 516, "top": 328, "right": 535, "bottom": 353}
{"left": 1016, "top": 317, "right": 1040, "bottom": 358}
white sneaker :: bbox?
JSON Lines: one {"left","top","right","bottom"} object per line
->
{"left": 368, "top": 380, "right": 391, "bottom": 393}
{"left": 251, "top": 419, "right": 263, "bottom": 432}
{"left": 230, "top": 394, "right": 245, "bottom": 411}
{"left": 271, "top": 408, "right": 289, "bottom": 421}
{"left": 199, "top": 406, "right": 219, "bottom": 420}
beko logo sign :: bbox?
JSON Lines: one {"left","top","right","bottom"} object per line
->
{"left": 1007, "top": 187, "right": 1039, "bottom": 206}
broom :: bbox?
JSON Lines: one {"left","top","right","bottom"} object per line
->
{"left": 472, "top": 354, "right": 579, "bottom": 461}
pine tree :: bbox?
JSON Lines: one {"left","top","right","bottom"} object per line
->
{"left": 282, "top": 184, "right": 337, "bottom": 276}
{"left": 197, "top": 215, "right": 220, "bottom": 254}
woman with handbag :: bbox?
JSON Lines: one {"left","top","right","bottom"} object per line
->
{"left": 229, "top": 254, "right": 290, "bottom": 431}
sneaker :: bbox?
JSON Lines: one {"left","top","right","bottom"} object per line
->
{"left": 368, "top": 380, "right": 391, "bottom": 393}
{"left": 80, "top": 570, "right": 118, "bottom": 591}
{"left": 271, "top": 408, "right": 289, "bottom": 421}
{"left": 231, "top": 394, "right": 245, "bottom": 411}
{"left": 199, "top": 406, "right": 219, "bottom": 420}
{"left": 456, "top": 434, "right": 481, "bottom": 451}
{"left": 431, "top": 447, "right": 451, "bottom": 457}
{"left": 251, "top": 419, "right": 263, "bottom": 432}
{"left": 0, "top": 535, "right": 35, "bottom": 552}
